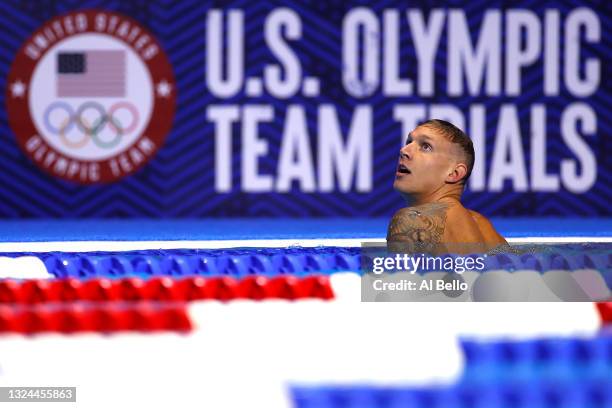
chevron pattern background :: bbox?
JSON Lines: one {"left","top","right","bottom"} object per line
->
{"left": 0, "top": 0, "right": 609, "bottom": 217}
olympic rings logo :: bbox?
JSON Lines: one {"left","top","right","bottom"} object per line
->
{"left": 43, "top": 101, "right": 140, "bottom": 149}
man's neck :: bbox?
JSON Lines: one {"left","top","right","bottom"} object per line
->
{"left": 402, "top": 184, "right": 464, "bottom": 207}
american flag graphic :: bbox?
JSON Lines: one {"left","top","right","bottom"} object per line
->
{"left": 57, "top": 50, "right": 125, "bottom": 97}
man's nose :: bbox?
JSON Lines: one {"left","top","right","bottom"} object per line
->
{"left": 399, "top": 144, "right": 412, "bottom": 160}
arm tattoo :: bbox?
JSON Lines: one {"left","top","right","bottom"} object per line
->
{"left": 387, "top": 203, "right": 448, "bottom": 251}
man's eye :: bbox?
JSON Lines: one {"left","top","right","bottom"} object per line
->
{"left": 422, "top": 143, "right": 432, "bottom": 151}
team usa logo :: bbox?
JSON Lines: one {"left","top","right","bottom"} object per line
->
{"left": 6, "top": 10, "right": 175, "bottom": 184}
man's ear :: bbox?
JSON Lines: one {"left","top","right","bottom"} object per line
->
{"left": 446, "top": 163, "right": 467, "bottom": 183}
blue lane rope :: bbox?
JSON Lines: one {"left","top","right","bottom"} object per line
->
{"left": 291, "top": 334, "right": 612, "bottom": 408}
{"left": 0, "top": 245, "right": 609, "bottom": 280}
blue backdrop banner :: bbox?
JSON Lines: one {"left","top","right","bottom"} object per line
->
{"left": 0, "top": 1, "right": 609, "bottom": 217}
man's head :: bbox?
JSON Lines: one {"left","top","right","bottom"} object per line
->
{"left": 393, "top": 119, "right": 474, "bottom": 197}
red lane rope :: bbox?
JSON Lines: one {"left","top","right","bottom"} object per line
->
{"left": 596, "top": 303, "right": 612, "bottom": 325}
{"left": 0, "top": 302, "right": 192, "bottom": 334}
{"left": 0, "top": 275, "right": 335, "bottom": 304}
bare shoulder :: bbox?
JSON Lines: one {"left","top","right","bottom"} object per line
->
{"left": 468, "top": 210, "right": 507, "bottom": 244}
{"left": 468, "top": 210, "right": 494, "bottom": 229}
{"left": 468, "top": 210, "right": 487, "bottom": 222}
{"left": 387, "top": 202, "right": 450, "bottom": 244}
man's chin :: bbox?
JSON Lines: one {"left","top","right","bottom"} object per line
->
{"left": 393, "top": 181, "right": 414, "bottom": 194}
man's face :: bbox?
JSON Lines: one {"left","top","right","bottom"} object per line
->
{"left": 393, "top": 125, "right": 459, "bottom": 195}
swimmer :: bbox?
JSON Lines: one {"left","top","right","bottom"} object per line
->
{"left": 387, "top": 119, "right": 507, "bottom": 254}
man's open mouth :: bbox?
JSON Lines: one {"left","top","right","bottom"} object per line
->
{"left": 397, "top": 164, "right": 411, "bottom": 174}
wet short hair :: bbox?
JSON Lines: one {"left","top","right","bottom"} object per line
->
{"left": 419, "top": 119, "right": 474, "bottom": 184}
